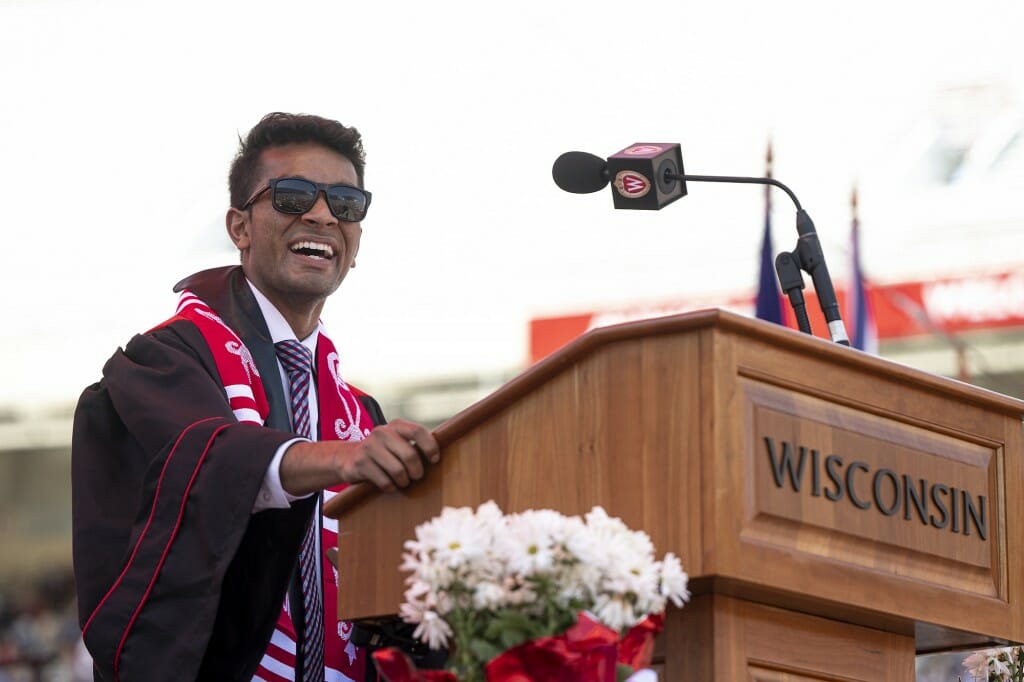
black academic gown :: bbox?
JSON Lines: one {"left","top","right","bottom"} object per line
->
{"left": 71, "top": 266, "right": 385, "bottom": 681}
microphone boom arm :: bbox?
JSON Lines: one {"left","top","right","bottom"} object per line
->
{"left": 676, "top": 174, "right": 803, "bottom": 211}
{"left": 665, "top": 172, "right": 850, "bottom": 345}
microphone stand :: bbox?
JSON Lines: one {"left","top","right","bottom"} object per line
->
{"left": 664, "top": 172, "right": 850, "bottom": 345}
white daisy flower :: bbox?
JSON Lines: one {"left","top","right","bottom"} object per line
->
{"left": 413, "top": 610, "right": 453, "bottom": 650}
{"left": 658, "top": 553, "right": 691, "bottom": 608}
{"left": 593, "top": 593, "right": 637, "bottom": 631}
{"left": 415, "top": 505, "right": 493, "bottom": 571}
{"left": 472, "top": 580, "right": 509, "bottom": 610}
{"left": 396, "top": 500, "right": 692, "bottom": 666}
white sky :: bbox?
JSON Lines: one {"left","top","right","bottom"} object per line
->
{"left": 1, "top": 0, "right": 1023, "bottom": 406}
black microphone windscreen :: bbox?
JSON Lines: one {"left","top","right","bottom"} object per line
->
{"left": 552, "top": 151, "right": 609, "bottom": 194}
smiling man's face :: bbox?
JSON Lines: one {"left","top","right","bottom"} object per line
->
{"left": 227, "top": 142, "right": 362, "bottom": 331}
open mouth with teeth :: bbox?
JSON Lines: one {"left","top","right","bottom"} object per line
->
{"left": 290, "top": 240, "right": 335, "bottom": 260}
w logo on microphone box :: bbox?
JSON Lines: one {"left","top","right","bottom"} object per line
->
{"left": 608, "top": 142, "right": 687, "bottom": 210}
{"left": 614, "top": 170, "right": 651, "bottom": 198}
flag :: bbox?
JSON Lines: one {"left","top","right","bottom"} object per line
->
{"left": 755, "top": 141, "right": 784, "bottom": 324}
{"left": 848, "top": 187, "right": 878, "bottom": 353}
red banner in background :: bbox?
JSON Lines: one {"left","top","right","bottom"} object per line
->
{"left": 528, "top": 268, "right": 1024, "bottom": 364}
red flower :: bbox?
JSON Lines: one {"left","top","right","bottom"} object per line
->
{"left": 372, "top": 649, "right": 458, "bottom": 682}
{"left": 617, "top": 612, "right": 664, "bottom": 671}
{"left": 484, "top": 613, "right": 616, "bottom": 681}
{"left": 374, "top": 612, "right": 666, "bottom": 682}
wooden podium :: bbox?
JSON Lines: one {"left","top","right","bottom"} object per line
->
{"left": 325, "top": 310, "right": 1024, "bottom": 680}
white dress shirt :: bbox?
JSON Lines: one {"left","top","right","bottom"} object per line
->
{"left": 248, "top": 280, "right": 320, "bottom": 513}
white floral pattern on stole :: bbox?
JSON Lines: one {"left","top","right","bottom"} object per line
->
{"left": 193, "top": 307, "right": 261, "bottom": 382}
{"left": 337, "top": 621, "right": 359, "bottom": 665}
{"left": 326, "top": 351, "right": 366, "bottom": 441}
{"left": 224, "top": 341, "right": 259, "bottom": 383}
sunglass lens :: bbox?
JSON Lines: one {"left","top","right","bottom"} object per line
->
{"left": 327, "top": 186, "right": 368, "bottom": 222}
{"left": 273, "top": 178, "right": 317, "bottom": 214}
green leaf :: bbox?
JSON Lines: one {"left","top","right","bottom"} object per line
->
{"left": 468, "top": 637, "right": 504, "bottom": 664}
{"left": 485, "top": 610, "right": 544, "bottom": 641}
{"left": 550, "top": 610, "right": 577, "bottom": 634}
{"left": 615, "top": 663, "right": 636, "bottom": 682}
{"left": 499, "top": 627, "right": 528, "bottom": 650}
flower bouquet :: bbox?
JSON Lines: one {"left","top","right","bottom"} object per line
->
{"left": 371, "top": 502, "right": 690, "bottom": 682}
{"left": 962, "top": 647, "right": 1024, "bottom": 681}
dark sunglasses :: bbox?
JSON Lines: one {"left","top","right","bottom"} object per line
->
{"left": 242, "top": 177, "right": 372, "bottom": 222}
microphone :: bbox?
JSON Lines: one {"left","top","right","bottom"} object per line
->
{"left": 550, "top": 143, "right": 850, "bottom": 345}
{"left": 551, "top": 151, "right": 609, "bottom": 194}
{"left": 551, "top": 144, "right": 688, "bottom": 210}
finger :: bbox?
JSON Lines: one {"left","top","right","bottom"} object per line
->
{"left": 388, "top": 419, "right": 441, "bottom": 464}
{"left": 340, "top": 441, "right": 397, "bottom": 491}
{"left": 357, "top": 451, "right": 399, "bottom": 492}
{"left": 371, "top": 427, "right": 424, "bottom": 485}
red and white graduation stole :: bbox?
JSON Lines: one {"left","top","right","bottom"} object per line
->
{"left": 172, "top": 290, "right": 375, "bottom": 682}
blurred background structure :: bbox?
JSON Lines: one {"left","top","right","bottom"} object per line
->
{"left": 1, "top": 0, "right": 1022, "bottom": 679}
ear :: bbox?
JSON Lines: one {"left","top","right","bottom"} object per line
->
{"left": 225, "top": 208, "right": 251, "bottom": 251}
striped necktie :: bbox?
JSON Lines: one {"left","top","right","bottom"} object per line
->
{"left": 274, "top": 339, "right": 324, "bottom": 682}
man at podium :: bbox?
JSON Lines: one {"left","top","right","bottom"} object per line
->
{"left": 71, "top": 112, "right": 440, "bottom": 681}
